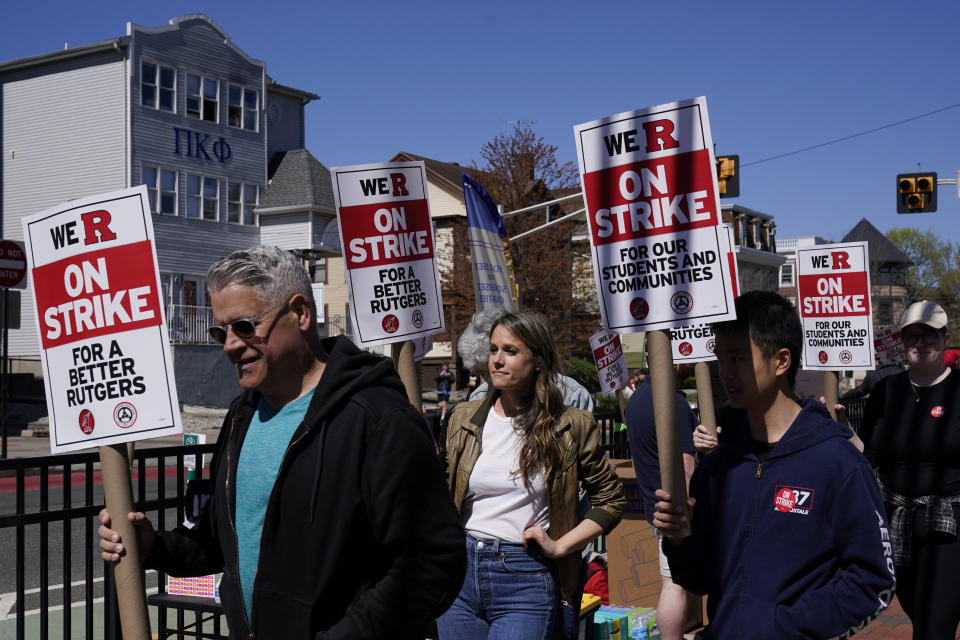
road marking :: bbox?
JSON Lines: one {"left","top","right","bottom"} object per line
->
{"left": 0, "top": 572, "right": 159, "bottom": 621}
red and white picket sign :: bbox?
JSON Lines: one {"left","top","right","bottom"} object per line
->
{"left": 574, "top": 96, "right": 737, "bottom": 334}
{"left": 331, "top": 161, "right": 445, "bottom": 347}
{"left": 22, "top": 186, "right": 181, "bottom": 453}
{"left": 796, "top": 241, "right": 874, "bottom": 371}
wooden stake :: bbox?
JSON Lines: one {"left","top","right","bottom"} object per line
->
{"left": 392, "top": 341, "right": 421, "bottom": 411}
{"left": 99, "top": 443, "right": 150, "bottom": 640}
{"left": 648, "top": 328, "right": 690, "bottom": 538}
{"left": 694, "top": 362, "right": 717, "bottom": 438}
{"left": 823, "top": 370, "right": 839, "bottom": 421}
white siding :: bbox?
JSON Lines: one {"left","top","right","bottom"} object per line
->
{"left": 259, "top": 212, "right": 311, "bottom": 249}
{"left": 2, "top": 54, "right": 127, "bottom": 357}
{"left": 427, "top": 180, "right": 465, "bottom": 219}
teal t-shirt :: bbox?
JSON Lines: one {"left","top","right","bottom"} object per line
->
{"left": 236, "top": 389, "right": 313, "bottom": 620}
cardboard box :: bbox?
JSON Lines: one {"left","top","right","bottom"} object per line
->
{"left": 607, "top": 459, "right": 704, "bottom": 632}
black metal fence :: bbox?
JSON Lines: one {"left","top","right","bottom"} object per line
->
{"left": 0, "top": 442, "right": 219, "bottom": 640}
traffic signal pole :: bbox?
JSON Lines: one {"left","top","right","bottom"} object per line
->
{"left": 940, "top": 169, "right": 960, "bottom": 199}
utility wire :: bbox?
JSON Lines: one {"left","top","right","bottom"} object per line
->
{"left": 741, "top": 102, "right": 960, "bottom": 168}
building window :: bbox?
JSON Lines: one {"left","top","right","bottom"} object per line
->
{"left": 314, "top": 257, "right": 327, "bottom": 284}
{"left": 227, "top": 182, "right": 258, "bottom": 225}
{"left": 878, "top": 300, "right": 894, "bottom": 325}
{"left": 228, "top": 85, "right": 258, "bottom": 131}
{"left": 141, "top": 61, "right": 176, "bottom": 112}
{"left": 186, "top": 174, "right": 219, "bottom": 220}
{"left": 186, "top": 74, "right": 218, "bottom": 122}
{"left": 779, "top": 262, "right": 794, "bottom": 286}
{"left": 143, "top": 165, "right": 178, "bottom": 215}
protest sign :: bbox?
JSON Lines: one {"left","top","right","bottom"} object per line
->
{"left": 22, "top": 185, "right": 181, "bottom": 454}
{"left": 331, "top": 162, "right": 444, "bottom": 347}
{"left": 23, "top": 184, "right": 176, "bottom": 639}
{"left": 670, "top": 225, "right": 737, "bottom": 363}
{"left": 670, "top": 323, "right": 716, "bottom": 363}
{"left": 574, "top": 96, "right": 737, "bottom": 333}
{"left": 590, "top": 330, "right": 629, "bottom": 396}
{"left": 874, "top": 324, "right": 904, "bottom": 365}
{"left": 796, "top": 241, "right": 874, "bottom": 370}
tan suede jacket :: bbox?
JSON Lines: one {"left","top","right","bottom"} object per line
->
{"left": 444, "top": 391, "right": 625, "bottom": 601}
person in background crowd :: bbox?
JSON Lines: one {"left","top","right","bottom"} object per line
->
{"left": 654, "top": 291, "right": 895, "bottom": 639}
{"left": 620, "top": 369, "right": 647, "bottom": 401}
{"left": 861, "top": 300, "right": 960, "bottom": 639}
{"left": 458, "top": 308, "right": 594, "bottom": 411}
{"left": 440, "top": 311, "right": 624, "bottom": 639}
{"left": 98, "top": 246, "right": 465, "bottom": 639}
{"left": 435, "top": 362, "right": 456, "bottom": 421}
{"left": 625, "top": 363, "right": 699, "bottom": 640}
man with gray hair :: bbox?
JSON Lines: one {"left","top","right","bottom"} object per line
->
{"left": 99, "top": 246, "right": 465, "bottom": 639}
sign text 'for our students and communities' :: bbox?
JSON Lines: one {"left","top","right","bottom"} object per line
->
{"left": 574, "top": 96, "right": 737, "bottom": 333}
{"left": 796, "top": 241, "right": 874, "bottom": 371}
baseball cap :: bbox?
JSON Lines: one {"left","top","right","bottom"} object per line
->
{"left": 899, "top": 300, "right": 948, "bottom": 330}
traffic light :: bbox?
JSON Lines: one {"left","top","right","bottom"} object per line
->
{"left": 716, "top": 155, "right": 739, "bottom": 198}
{"left": 896, "top": 172, "right": 937, "bottom": 213}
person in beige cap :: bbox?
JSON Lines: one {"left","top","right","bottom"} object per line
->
{"left": 860, "top": 300, "right": 960, "bottom": 638}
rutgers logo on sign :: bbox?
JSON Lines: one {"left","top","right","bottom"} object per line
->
{"left": 773, "top": 485, "right": 814, "bottom": 516}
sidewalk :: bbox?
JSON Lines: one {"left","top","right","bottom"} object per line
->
{"left": 685, "top": 596, "right": 950, "bottom": 638}
{"left": 1, "top": 404, "right": 225, "bottom": 460}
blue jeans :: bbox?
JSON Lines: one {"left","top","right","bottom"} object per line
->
{"left": 437, "top": 533, "right": 558, "bottom": 640}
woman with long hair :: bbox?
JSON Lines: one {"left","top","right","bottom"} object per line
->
{"left": 439, "top": 312, "right": 624, "bottom": 639}
{"left": 860, "top": 301, "right": 960, "bottom": 638}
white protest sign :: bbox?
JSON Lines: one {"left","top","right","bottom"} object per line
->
{"left": 590, "top": 330, "right": 629, "bottom": 396}
{"left": 331, "top": 161, "right": 445, "bottom": 347}
{"left": 670, "top": 323, "right": 717, "bottom": 363}
{"left": 574, "top": 96, "right": 737, "bottom": 333}
{"left": 22, "top": 185, "right": 181, "bottom": 454}
{"left": 796, "top": 241, "right": 874, "bottom": 370}
{"left": 670, "top": 224, "right": 739, "bottom": 363}
{"left": 874, "top": 324, "right": 905, "bottom": 365}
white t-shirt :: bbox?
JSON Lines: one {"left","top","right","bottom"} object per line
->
{"left": 463, "top": 408, "right": 549, "bottom": 542}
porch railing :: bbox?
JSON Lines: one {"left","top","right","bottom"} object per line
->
{"left": 166, "top": 306, "right": 350, "bottom": 344}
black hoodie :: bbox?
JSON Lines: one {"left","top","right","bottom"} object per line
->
{"left": 147, "top": 335, "right": 466, "bottom": 639}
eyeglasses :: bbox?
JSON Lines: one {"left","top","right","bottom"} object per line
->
{"left": 901, "top": 331, "right": 944, "bottom": 346}
{"left": 208, "top": 301, "right": 288, "bottom": 344}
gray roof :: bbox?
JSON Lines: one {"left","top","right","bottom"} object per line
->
{"left": 841, "top": 218, "right": 912, "bottom": 264}
{"left": 258, "top": 149, "right": 335, "bottom": 212}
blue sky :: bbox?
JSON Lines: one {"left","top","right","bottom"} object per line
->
{"left": 4, "top": 0, "right": 959, "bottom": 244}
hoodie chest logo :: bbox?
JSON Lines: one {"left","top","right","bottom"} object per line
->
{"left": 774, "top": 485, "right": 814, "bottom": 515}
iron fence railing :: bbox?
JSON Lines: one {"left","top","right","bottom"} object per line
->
{"left": 167, "top": 305, "right": 216, "bottom": 344}
{"left": 166, "top": 305, "right": 350, "bottom": 344}
{"left": 0, "top": 443, "right": 220, "bottom": 640}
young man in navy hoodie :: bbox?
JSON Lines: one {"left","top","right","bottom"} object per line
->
{"left": 653, "top": 290, "right": 896, "bottom": 639}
